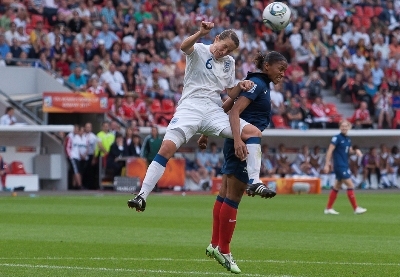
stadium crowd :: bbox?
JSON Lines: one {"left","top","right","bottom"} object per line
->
{"left": 0, "top": 0, "right": 400, "bottom": 129}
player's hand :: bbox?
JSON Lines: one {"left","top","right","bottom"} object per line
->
{"left": 199, "top": 21, "right": 214, "bottom": 36}
{"left": 323, "top": 164, "right": 330, "bottom": 174}
{"left": 239, "top": 80, "right": 254, "bottom": 91}
{"left": 197, "top": 135, "right": 208, "bottom": 150}
{"left": 234, "top": 140, "right": 248, "bottom": 161}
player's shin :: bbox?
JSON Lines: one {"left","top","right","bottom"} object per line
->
{"left": 138, "top": 154, "right": 168, "bottom": 200}
{"left": 245, "top": 137, "right": 262, "bottom": 184}
{"left": 211, "top": 195, "right": 224, "bottom": 246}
{"left": 218, "top": 198, "right": 238, "bottom": 254}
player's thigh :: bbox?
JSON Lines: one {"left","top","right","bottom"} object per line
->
{"left": 342, "top": 178, "right": 354, "bottom": 189}
{"left": 226, "top": 174, "right": 247, "bottom": 203}
{"left": 200, "top": 105, "right": 249, "bottom": 138}
{"left": 165, "top": 101, "right": 203, "bottom": 146}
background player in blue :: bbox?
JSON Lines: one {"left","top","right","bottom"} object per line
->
{"left": 323, "top": 120, "right": 367, "bottom": 215}
{"left": 198, "top": 51, "right": 288, "bottom": 274}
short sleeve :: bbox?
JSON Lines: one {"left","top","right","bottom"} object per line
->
{"left": 330, "top": 135, "right": 338, "bottom": 146}
{"left": 239, "top": 77, "right": 265, "bottom": 102}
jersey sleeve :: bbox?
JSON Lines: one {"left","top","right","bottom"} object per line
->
{"left": 185, "top": 43, "right": 200, "bottom": 57}
{"left": 238, "top": 77, "right": 265, "bottom": 102}
{"left": 330, "top": 135, "right": 339, "bottom": 146}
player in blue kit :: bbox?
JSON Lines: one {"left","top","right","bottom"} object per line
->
{"left": 323, "top": 120, "right": 367, "bottom": 215}
{"left": 198, "top": 51, "right": 288, "bottom": 274}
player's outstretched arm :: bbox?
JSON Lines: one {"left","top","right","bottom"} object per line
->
{"left": 222, "top": 97, "right": 234, "bottom": 113}
{"left": 226, "top": 80, "right": 254, "bottom": 99}
{"left": 181, "top": 21, "right": 214, "bottom": 55}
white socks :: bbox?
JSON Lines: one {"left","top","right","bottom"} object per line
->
{"left": 138, "top": 161, "right": 166, "bottom": 200}
{"left": 246, "top": 143, "right": 261, "bottom": 184}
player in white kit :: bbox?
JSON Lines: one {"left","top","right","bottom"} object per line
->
{"left": 128, "top": 22, "right": 274, "bottom": 212}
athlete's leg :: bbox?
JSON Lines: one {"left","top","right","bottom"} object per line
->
{"left": 129, "top": 101, "right": 202, "bottom": 211}
{"left": 136, "top": 139, "right": 179, "bottom": 201}
{"left": 210, "top": 175, "right": 227, "bottom": 249}
{"left": 218, "top": 174, "right": 247, "bottom": 254}
{"left": 341, "top": 178, "right": 359, "bottom": 210}
{"left": 326, "top": 179, "right": 341, "bottom": 209}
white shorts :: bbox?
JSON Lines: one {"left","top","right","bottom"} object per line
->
{"left": 165, "top": 98, "right": 249, "bottom": 147}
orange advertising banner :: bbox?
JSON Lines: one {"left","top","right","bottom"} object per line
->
{"left": 43, "top": 92, "right": 109, "bottom": 113}
{"left": 126, "top": 157, "right": 186, "bottom": 188}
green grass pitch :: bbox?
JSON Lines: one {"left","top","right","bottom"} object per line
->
{"left": 1, "top": 191, "right": 400, "bottom": 277}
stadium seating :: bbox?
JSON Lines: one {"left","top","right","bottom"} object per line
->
{"left": 9, "top": 161, "right": 26, "bottom": 175}
{"left": 161, "top": 99, "right": 175, "bottom": 120}
{"left": 392, "top": 110, "right": 400, "bottom": 129}
{"left": 271, "top": 115, "right": 290, "bottom": 129}
{"left": 374, "top": 6, "right": 383, "bottom": 16}
{"left": 363, "top": 6, "right": 374, "bottom": 18}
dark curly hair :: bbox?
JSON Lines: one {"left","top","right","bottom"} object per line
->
{"left": 254, "top": 51, "right": 287, "bottom": 70}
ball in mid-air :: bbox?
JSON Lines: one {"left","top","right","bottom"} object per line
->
{"left": 262, "top": 2, "right": 292, "bottom": 32}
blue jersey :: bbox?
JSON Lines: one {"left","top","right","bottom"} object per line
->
{"left": 239, "top": 72, "right": 272, "bottom": 131}
{"left": 221, "top": 72, "right": 272, "bottom": 183}
{"left": 331, "top": 133, "right": 351, "bottom": 169}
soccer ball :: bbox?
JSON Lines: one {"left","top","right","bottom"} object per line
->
{"left": 262, "top": 2, "right": 291, "bottom": 32}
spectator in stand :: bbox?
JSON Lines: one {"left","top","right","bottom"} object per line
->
{"left": 311, "top": 96, "right": 331, "bottom": 129}
{"left": 68, "top": 66, "right": 87, "bottom": 90}
{"left": 10, "top": 38, "right": 22, "bottom": 58}
{"left": 352, "top": 48, "right": 367, "bottom": 73}
{"left": 362, "top": 147, "right": 380, "bottom": 189}
{"left": 32, "top": 51, "right": 51, "bottom": 71}
{"left": 101, "top": 63, "right": 127, "bottom": 97}
{"left": 260, "top": 144, "right": 276, "bottom": 177}
{"left": 56, "top": 52, "right": 71, "bottom": 78}
{"left": 374, "top": 84, "right": 393, "bottom": 129}
{"left": 195, "top": 147, "right": 214, "bottom": 189}
{"left": 87, "top": 77, "right": 105, "bottom": 94}
{"left": 373, "top": 36, "right": 390, "bottom": 61}
{"left": 107, "top": 132, "right": 129, "bottom": 178}
{"left": 286, "top": 97, "right": 306, "bottom": 129}
{"left": 140, "top": 126, "right": 162, "bottom": 166}
{"left": 0, "top": 34, "right": 10, "bottom": 59}
{"left": 109, "top": 96, "right": 125, "bottom": 122}
{"left": 169, "top": 66, "right": 184, "bottom": 94}
{"left": 97, "top": 23, "right": 119, "bottom": 51}
{"left": 68, "top": 10, "right": 85, "bottom": 35}
{"left": 145, "top": 68, "right": 171, "bottom": 100}
{"left": 371, "top": 59, "right": 384, "bottom": 88}
{"left": 270, "top": 82, "right": 285, "bottom": 115}
{"left": 364, "top": 76, "right": 378, "bottom": 98}
{"left": 5, "top": 22, "right": 17, "bottom": 46}
{"left": 101, "top": 0, "right": 118, "bottom": 30}
{"left": 285, "top": 58, "right": 305, "bottom": 88}
{"left": 333, "top": 64, "right": 347, "bottom": 98}
{"left": 314, "top": 47, "right": 330, "bottom": 87}
{"left": 0, "top": 107, "right": 17, "bottom": 125}
{"left": 125, "top": 127, "right": 142, "bottom": 157}
{"left": 122, "top": 93, "right": 144, "bottom": 126}
{"left": 351, "top": 101, "right": 373, "bottom": 129}
{"left": 296, "top": 40, "right": 314, "bottom": 75}
{"left": 289, "top": 26, "right": 302, "bottom": 51}
{"left": 275, "top": 144, "right": 292, "bottom": 177}
{"left": 305, "top": 71, "right": 326, "bottom": 99}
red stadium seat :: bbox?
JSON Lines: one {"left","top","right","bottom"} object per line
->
{"left": 355, "top": 6, "right": 364, "bottom": 17}
{"left": 392, "top": 110, "right": 400, "bottom": 129}
{"left": 150, "top": 99, "right": 161, "bottom": 114}
{"left": 271, "top": 115, "right": 290, "bottom": 129}
{"left": 363, "top": 6, "right": 374, "bottom": 17}
{"left": 31, "top": 14, "right": 44, "bottom": 26}
{"left": 161, "top": 99, "right": 175, "bottom": 114}
{"left": 325, "top": 103, "right": 339, "bottom": 116}
{"left": 9, "top": 161, "right": 26, "bottom": 174}
{"left": 374, "top": 6, "right": 383, "bottom": 16}
{"left": 361, "top": 17, "right": 371, "bottom": 29}
{"left": 352, "top": 16, "right": 361, "bottom": 28}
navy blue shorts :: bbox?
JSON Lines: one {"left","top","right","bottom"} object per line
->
{"left": 334, "top": 167, "right": 351, "bottom": 180}
{"left": 221, "top": 139, "right": 249, "bottom": 184}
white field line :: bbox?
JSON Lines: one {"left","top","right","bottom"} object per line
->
{"left": 0, "top": 257, "right": 399, "bottom": 267}
{"left": 0, "top": 263, "right": 296, "bottom": 277}
{"left": 0, "top": 257, "right": 400, "bottom": 266}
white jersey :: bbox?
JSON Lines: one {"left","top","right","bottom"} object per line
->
{"left": 178, "top": 43, "right": 235, "bottom": 107}
{"left": 67, "top": 134, "right": 88, "bottom": 160}
{"left": 84, "top": 132, "right": 99, "bottom": 155}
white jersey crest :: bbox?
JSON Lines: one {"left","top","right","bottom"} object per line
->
{"left": 178, "top": 43, "right": 236, "bottom": 107}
